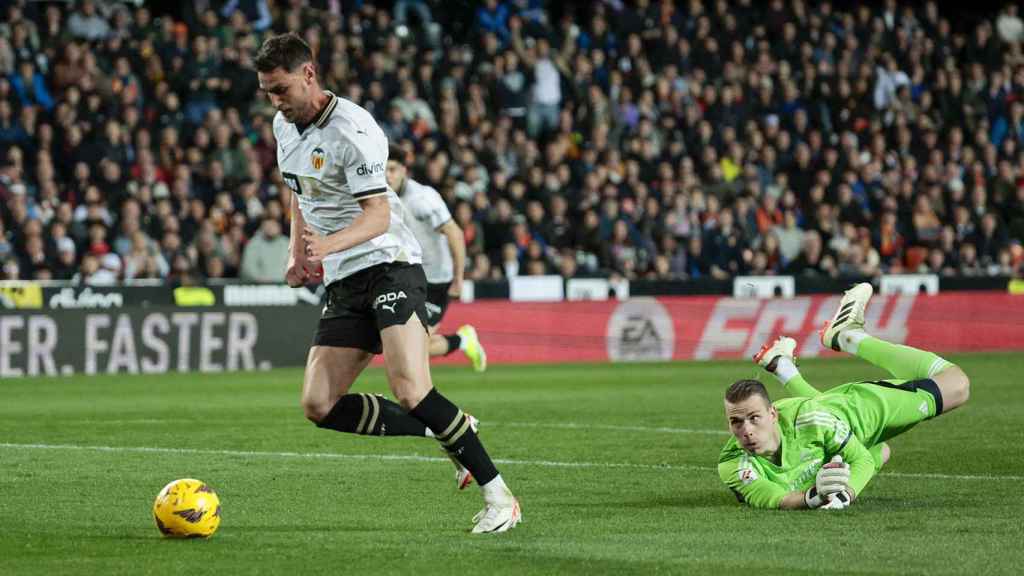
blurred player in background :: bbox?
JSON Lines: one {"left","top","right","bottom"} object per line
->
{"left": 257, "top": 32, "right": 520, "bottom": 533}
{"left": 718, "top": 283, "right": 971, "bottom": 510}
{"left": 386, "top": 148, "right": 488, "bottom": 372}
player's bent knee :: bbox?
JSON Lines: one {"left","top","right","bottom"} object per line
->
{"left": 955, "top": 371, "right": 970, "bottom": 407}
{"left": 301, "top": 396, "right": 333, "bottom": 424}
{"left": 392, "top": 382, "right": 428, "bottom": 411}
{"left": 934, "top": 365, "right": 970, "bottom": 412}
{"left": 388, "top": 369, "right": 429, "bottom": 410}
{"left": 384, "top": 353, "right": 431, "bottom": 409}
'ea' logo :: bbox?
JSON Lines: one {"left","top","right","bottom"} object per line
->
{"left": 311, "top": 147, "right": 326, "bottom": 171}
{"left": 606, "top": 298, "right": 675, "bottom": 362}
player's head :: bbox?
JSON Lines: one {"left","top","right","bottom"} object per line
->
{"left": 386, "top": 145, "right": 408, "bottom": 193}
{"left": 724, "top": 379, "right": 780, "bottom": 457}
{"left": 255, "top": 32, "right": 320, "bottom": 124}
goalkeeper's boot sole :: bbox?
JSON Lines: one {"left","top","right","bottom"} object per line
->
{"left": 753, "top": 336, "right": 797, "bottom": 373}
{"left": 820, "top": 282, "right": 873, "bottom": 352}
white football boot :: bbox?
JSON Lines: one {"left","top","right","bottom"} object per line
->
{"left": 471, "top": 496, "right": 522, "bottom": 534}
{"left": 753, "top": 336, "right": 797, "bottom": 373}
{"left": 820, "top": 282, "right": 874, "bottom": 352}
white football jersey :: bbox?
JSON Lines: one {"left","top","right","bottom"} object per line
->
{"left": 399, "top": 178, "right": 454, "bottom": 284}
{"left": 274, "top": 91, "right": 421, "bottom": 285}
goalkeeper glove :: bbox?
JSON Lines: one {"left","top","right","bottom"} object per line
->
{"left": 819, "top": 490, "right": 853, "bottom": 510}
{"left": 804, "top": 455, "right": 851, "bottom": 509}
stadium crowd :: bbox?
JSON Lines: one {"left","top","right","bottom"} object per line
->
{"left": 1, "top": 0, "right": 1024, "bottom": 285}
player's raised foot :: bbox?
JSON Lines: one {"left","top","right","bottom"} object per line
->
{"left": 471, "top": 498, "right": 521, "bottom": 534}
{"left": 753, "top": 336, "right": 797, "bottom": 373}
{"left": 820, "top": 282, "right": 874, "bottom": 352}
{"left": 457, "top": 325, "right": 487, "bottom": 372}
{"left": 444, "top": 414, "right": 478, "bottom": 490}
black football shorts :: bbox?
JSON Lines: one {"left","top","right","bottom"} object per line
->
{"left": 313, "top": 262, "right": 430, "bottom": 354}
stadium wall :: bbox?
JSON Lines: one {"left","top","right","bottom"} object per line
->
{"left": 0, "top": 286, "right": 1020, "bottom": 377}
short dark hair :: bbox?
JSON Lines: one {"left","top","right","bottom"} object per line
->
{"left": 255, "top": 32, "right": 313, "bottom": 73}
{"left": 388, "top": 145, "right": 406, "bottom": 166}
{"left": 725, "top": 379, "right": 771, "bottom": 405}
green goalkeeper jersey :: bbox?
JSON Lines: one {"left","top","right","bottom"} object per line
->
{"left": 718, "top": 396, "right": 877, "bottom": 509}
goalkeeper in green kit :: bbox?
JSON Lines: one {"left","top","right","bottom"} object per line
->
{"left": 718, "top": 283, "right": 971, "bottom": 510}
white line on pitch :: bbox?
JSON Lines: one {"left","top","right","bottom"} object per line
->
{"left": 0, "top": 442, "right": 701, "bottom": 472}
{"left": 489, "top": 421, "right": 730, "bottom": 436}
{"left": 0, "top": 442, "right": 1021, "bottom": 482}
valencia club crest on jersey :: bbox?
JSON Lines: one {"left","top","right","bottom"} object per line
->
{"left": 311, "top": 147, "right": 326, "bottom": 171}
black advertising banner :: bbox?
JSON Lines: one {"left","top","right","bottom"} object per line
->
{"left": 0, "top": 306, "right": 322, "bottom": 378}
{"left": 0, "top": 283, "right": 326, "bottom": 311}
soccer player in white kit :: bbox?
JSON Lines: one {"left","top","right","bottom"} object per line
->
{"left": 255, "top": 32, "right": 520, "bottom": 533}
{"left": 385, "top": 148, "right": 488, "bottom": 372}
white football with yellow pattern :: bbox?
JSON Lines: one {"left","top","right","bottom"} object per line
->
{"left": 153, "top": 478, "right": 222, "bottom": 538}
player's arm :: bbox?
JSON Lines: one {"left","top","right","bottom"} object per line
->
{"left": 718, "top": 460, "right": 789, "bottom": 510}
{"left": 304, "top": 128, "right": 392, "bottom": 261}
{"left": 285, "top": 190, "right": 322, "bottom": 286}
{"left": 779, "top": 491, "right": 812, "bottom": 509}
{"left": 289, "top": 190, "right": 305, "bottom": 255}
{"left": 437, "top": 219, "right": 465, "bottom": 297}
{"left": 303, "top": 196, "right": 391, "bottom": 262}
{"left": 835, "top": 432, "right": 875, "bottom": 500}
{"left": 820, "top": 414, "right": 874, "bottom": 502}
{"left": 720, "top": 457, "right": 850, "bottom": 510}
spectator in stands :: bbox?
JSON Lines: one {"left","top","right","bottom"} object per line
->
{"left": 477, "top": 0, "right": 511, "bottom": 46}
{"left": 67, "top": 0, "right": 110, "bottom": 41}
{"left": 684, "top": 234, "right": 711, "bottom": 279}
{"left": 53, "top": 237, "right": 77, "bottom": 280}
{"left": 123, "top": 230, "right": 168, "bottom": 280}
{"left": 10, "top": 60, "right": 53, "bottom": 112}
{"left": 975, "top": 212, "right": 1008, "bottom": 266}
{"left": 2, "top": 257, "right": 20, "bottom": 280}
{"left": 240, "top": 216, "right": 288, "bottom": 283}
{"left": 0, "top": 0, "right": 1023, "bottom": 288}
{"left": 786, "top": 230, "right": 837, "bottom": 278}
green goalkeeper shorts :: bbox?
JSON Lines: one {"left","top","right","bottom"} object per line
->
{"left": 817, "top": 379, "right": 945, "bottom": 449}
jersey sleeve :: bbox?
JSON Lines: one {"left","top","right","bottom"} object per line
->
{"left": 414, "top": 188, "right": 453, "bottom": 230}
{"left": 718, "top": 457, "right": 788, "bottom": 510}
{"left": 818, "top": 406, "right": 876, "bottom": 497}
{"left": 834, "top": 432, "right": 875, "bottom": 497}
{"left": 335, "top": 128, "right": 388, "bottom": 200}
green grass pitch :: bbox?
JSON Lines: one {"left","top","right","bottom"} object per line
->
{"left": 2, "top": 352, "right": 1023, "bottom": 575}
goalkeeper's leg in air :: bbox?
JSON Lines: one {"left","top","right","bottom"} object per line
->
{"left": 755, "top": 282, "right": 970, "bottom": 469}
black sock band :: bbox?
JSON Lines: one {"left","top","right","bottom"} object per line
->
{"left": 315, "top": 394, "right": 362, "bottom": 433}
{"left": 375, "top": 395, "right": 430, "bottom": 435}
{"left": 444, "top": 335, "right": 462, "bottom": 356}
{"left": 316, "top": 394, "right": 428, "bottom": 436}
{"left": 409, "top": 388, "right": 499, "bottom": 485}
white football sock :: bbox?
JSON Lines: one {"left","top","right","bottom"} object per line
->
{"left": 772, "top": 357, "right": 801, "bottom": 384}
{"left": 840, "top": 329, "right": 869, "bottom": 355}
{"left": 480, "top": 474, "right": 513, "bottom": 505}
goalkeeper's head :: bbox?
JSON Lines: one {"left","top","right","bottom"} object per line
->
{"left": 724, "top": 379, "right": 780, "bottom": 457}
